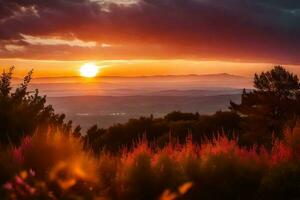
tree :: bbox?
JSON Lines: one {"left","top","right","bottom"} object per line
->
{"left": 230, "top": 66, "right": 300, "bottom": 145}
{"left": 164, "top": 111, "right": 200, "bottom": 121}
{"left": 0, "top": 67, "right": 81, "bottom": 146}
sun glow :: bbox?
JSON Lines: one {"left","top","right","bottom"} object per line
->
{"left": 79, "top": 63, "right": 99, "bottom": 78}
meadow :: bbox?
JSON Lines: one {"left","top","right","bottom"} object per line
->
{"left": 1, "top": 128, "right": 300, "bottom": 200}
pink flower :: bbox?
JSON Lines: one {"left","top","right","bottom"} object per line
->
{"left": 3, "top": 182, "right": 13, "bottom": 190}
{"left": 29, "top": 169, "right": 35, "bottom": 177}
{"left": 15, "top": 176, "right": 24, "bottom": 185}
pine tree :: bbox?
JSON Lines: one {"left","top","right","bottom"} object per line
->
{"left": 230, "top": 66, "right": 300, "bottom": 145}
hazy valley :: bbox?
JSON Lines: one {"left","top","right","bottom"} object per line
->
{"left": 18, "top": 73, "right": 249, "bottom": 129}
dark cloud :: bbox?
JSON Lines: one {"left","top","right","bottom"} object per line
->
{"left": 259, "top": 0, "right": 300, "bottom": 9}
{"left": 0, "top": 0, "right": 300, "bottom": 63}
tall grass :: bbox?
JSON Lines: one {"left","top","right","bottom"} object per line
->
{"left": 2, "top": 129, "right": 300, "bottom": 199}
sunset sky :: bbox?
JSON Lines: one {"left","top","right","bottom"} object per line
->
{"left": 0, "top": 0, "right": 300, "bottom": 77}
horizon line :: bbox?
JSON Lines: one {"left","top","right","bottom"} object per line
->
{"left": 19, "top": 73, "right": 247, "bottom": 79}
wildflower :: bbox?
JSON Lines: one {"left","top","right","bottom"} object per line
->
{"left": 3, "top": 182, "right": 13, "bottom": 190}
{"left": 15, "top": 175, "right": 24, "bottom": 185}
{"left": 29, "top": 169, "right": 35, "bottom": 177}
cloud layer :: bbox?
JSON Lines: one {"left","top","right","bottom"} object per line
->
{"left": 0, "top": 0, "right": 299, "bottom": 63}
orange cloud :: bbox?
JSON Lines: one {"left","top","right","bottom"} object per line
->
{"left": 0, "top": 0, "right": 299, "bottom": 64}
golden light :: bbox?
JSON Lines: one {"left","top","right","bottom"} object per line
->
{"left": 79, "top": 63, "right": 99, "bottom": 78}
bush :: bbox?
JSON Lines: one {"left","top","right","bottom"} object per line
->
{"left": 3, "top": 126, "right": 300, "bottom": 199}
{"left": 5, "top": 131, "right": 98, "bottom": 199}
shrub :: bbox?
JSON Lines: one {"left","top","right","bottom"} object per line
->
{"left": 3, "top": 127, "right": 300, "bottom": 200}
{"left": 5, "top": 131, "right": 98, "bottom": 199}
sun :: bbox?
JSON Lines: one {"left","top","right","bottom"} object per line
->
{"left": 79, "top": 63, "right": 99, "bottom": 78}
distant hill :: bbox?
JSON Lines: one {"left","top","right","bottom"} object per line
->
{"left": 148, "top": 89, "right": 245, "bottom": 96}
{"left": 24, "top": 73, "right": 249, "bottom": 83}
{"left": 10, "top": 73, "right": 252, "bottom": 97}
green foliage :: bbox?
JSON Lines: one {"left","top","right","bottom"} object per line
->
{"left": 0, "top": 67, "right": 81, "bottom": 146}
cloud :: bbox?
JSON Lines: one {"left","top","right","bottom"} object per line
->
{"left": 0, "top": 0, "right": 300, "bottom": 63}
{"left": 4, "top": 44, "right": 25, "bottom": 52}
{"left": 21, "top": 34, "right": 97, "bottom": 47}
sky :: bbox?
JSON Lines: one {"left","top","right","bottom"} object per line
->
{"left": 0, "top": 0, "right": 300, "bottom": 77}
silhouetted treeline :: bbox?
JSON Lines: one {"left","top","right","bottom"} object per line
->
{"left": 0, "top": 67, "right": 81, "bottom": 146}
{"left": 84, "top": 111, "right": 242, "bottom": 152}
